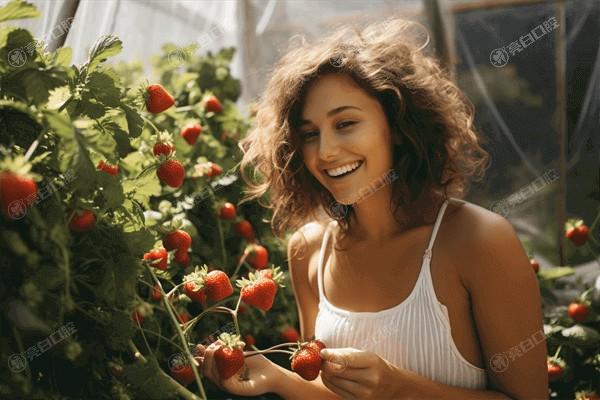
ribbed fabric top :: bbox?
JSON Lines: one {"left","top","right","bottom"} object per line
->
{"left": 314, "top": 197, "right": 487, "bottom": 389}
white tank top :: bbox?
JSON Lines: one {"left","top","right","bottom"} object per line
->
{"left": 314, "top": 197, "right": 487, "bottom": 389}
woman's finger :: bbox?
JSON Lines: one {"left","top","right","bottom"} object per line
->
{"left": 321, "top": 374, "right": 356, "bottom": 399}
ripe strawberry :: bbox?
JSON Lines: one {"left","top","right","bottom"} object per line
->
{"left": 143, "top": 248, "right": 168, "bottom": 270}
{"left": 214, "top": 333, "right": 245, "bottom": 379}
{"left": 245, "top": 244, "right": 269, "bottom": 269}
{"left": 0, "top": 171, "right": 38, "bottom": 219}
{"left": 234, "top": 220, "right": 256, "bottom": 241}
{"left": 171, "top": 363, "right": 195, "bottom": 386}
{"left": 566, "top": 224, "right": 590, "bottom": 247}
{"left": 304, "top": 339, "right": 326, "bottom": 355}
{"left": 204, "top": 270, "right": 234, "bottom": 302}
{"left": 145, "top": 84, "right": 174, "bottom": 114}
{"left": 97, "top": 160, "right": 118, "bottom": 176}
{"left": 157, "top": 159, "right": 185, "bottom": 188}
{"left": 164, "top": 229, "right": 192, "bottom": 251}
{"left": 291, "top": 344, "right": 323, "bottom": 381}
{"left": 174, "top": 248, "right": 190, "bottom": 266}
{"left": 205, "top": 162, "right": 222, "bottom": 177}
{"left": 243, "top": 334, "right": 255, "bottom": 349}
{"left": 219, "top": 202, "right": 236, "bottom": 220}
{"left": 547, "top": 361, "right": 564, "bottom": 381}
{"left": 281, "top": 327, "right": 300, "bottom": 343}
{"left": 568, "top": 302, "right": 590, "bottom": 323}
{"left": 204, "top": 95, "right": 223, "bottom": 113}
{"left": 69, "top": 209, "right": 96, "bottom": 232}
{"left": 153, "top": 142, "right": 173, "bottom": 157}
{"left": 180, "top": 123, "right": 202, "bottom": 145}
{"left": 151, "top": 284, "right": 162, "bottom": 301}
{"left": 239, "top": 276, "right": 278, "bottom": 311}
{"left": 184, "top": 281, "right": 206, "bottom": 303}
{"left": 530, "top": 259, "right": 540, "bottom": 274}
{"left": 132, "top": 310, "right": 144, "bottom": 325}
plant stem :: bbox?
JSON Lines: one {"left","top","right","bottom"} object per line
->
{"left": 244, "top": 349, "right": 294, "bottom": 358}
{"left": 208, "top": 186, "right": 227, "bottom": 269}
{"left": 141, "top": 115, "right": 161, "bottom": 135}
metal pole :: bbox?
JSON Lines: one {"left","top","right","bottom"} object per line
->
{"left": 47, "top": 0, "right": 80, "bottom": 53}
{"left": 555, "top": 0, "right": 567, "bottom": 265}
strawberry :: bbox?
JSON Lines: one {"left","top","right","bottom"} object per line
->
{"left": 143, "top": 248, "right": 168, "bottom": 270}
{"left": 547, "top": 361, "right": 564, "bottom": 381}
{"left": 290, "top": 343, "right": 323, "bottom": 381}
{"left": 69, "top": 209, "right": 96, "bottom": 232}
{"left": 245, "top": 244, "right": 269, "bottom": 269}
{"left": 0, "top": 170, "right": 38, "bottom": 219}
{"left": 281, "top": 327, "right": 300, "bottom": 343}
{"left": 180, "top": 123, "right": 202, "bottom": 145}
{"left": 214, "top": 333, "right": 245, "bottom": 379}
{"left": 132, "top": 310, "right": 144, "bottom": 325}
{"left": 568, "top": 302, "right": 590, "bottom": 323}
{"left": 565, "top": 219, "right": 590, "bottom": 247}
{"left": 171, "top": 363, "right": 195, "bottom": 386}
{"left": 153, "top": 142, "right": 173, "bottom": 157}
{"left": 145, "top": 84, "right": 175, "bottom": 114}
{"left": 236, "top": 267, "right": 283, "bottom": 311}
{"left": 174, "top": 248, "right": 190, "bottom": 267}
{"left": 204, "top": 270, "right": 234, "bottom": 302}
{"left": 304, "top": 339, "right": 326, "bottom": 355}
{"left": 530, "top": 259, "right": 539, "bottom": 274}
{"left": 151, "top": 284, "right": 162, "bottom": 301}
{"left": 205, "top": 162, "right": 222, "bottom": 177}
{"left": 184, "top": 281, "right": 206, "bottom": 304}
{"left": 256, "top": 268, "right": 273, "bottom": 280}
{"left": 97, "top": 160, "right": 118, "bottom": 176}
{"left": 204, "top": 95, "right": 223, "bottom": 113}
{"left": 243, "top": 334, "right": 255, "bottom": 349}
{"left": 157, "top": 159, "right": 185, "bottom": 188}
{"left": 163, "top": 229, "right": 192, "bottom": 251}
{"left": 234, "top": 220, "right": 256, "bottom": 241}
{"left": 219, "top": 202, "right": 236, "bottom": 220}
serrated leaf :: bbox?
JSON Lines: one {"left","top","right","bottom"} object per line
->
{"left": 0, "top": 0, "right": 40, "bottom": 23}
{"left": 87, "top": 70, "right": 121, "bottom": 107}
{"left": 121, "top": 102, "right": 143, "bottom": 138}
{"left": 121, "top": 356, "right": 177, "bottom": 400}
{"left": 53, "top": 46, "right": 72, "bottom": 67}
{"left": 123, "top": 170, "right": 161, "bottom": 208}
{"left": 46, "top": 85, "right": 71, "bottom": 110}
{"left": 18, "top": 67, "right": 68, "bottom": 105}
{"left": 85, "top": 35, "right": 122, "bottom": 74}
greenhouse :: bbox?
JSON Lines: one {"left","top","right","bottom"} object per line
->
{"left": 1, "top": 0, "right": 599, "bottom": 399}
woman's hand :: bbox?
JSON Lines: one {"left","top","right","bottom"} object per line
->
{"left": 196, "top": 340, "right": 282, "bottom": 397}
{"left": 319, "top": 347, "right": 414, "bottom": 399}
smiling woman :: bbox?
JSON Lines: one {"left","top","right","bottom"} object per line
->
{"left": 208, "top": 15, "right": 550, "bottom": 400}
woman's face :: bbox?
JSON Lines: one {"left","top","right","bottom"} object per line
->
{"left": 299, "top": 73, "right": 397, "bottom": 205}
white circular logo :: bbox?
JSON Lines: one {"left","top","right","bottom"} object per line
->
{"left": 490, "top": 200, "right": 510, "bottom": 217}
{"left": 8, "top": 48, "right": 27, "bottom": 68}
{"left": 168, "top": 352, "right": 188, "bottom": 372}
{"left": 489, "top": 352, "right": 509, "bottom": 372}
{"left": 8, "top": 199, "right": 28, "bottom": 220}
{"left": 8, "top": 353, "right": 27, "bottom": 372}
{"left": 490, "top": 48, "right": 509, "bottom": 68}
{"left": 168, "top": 48, "right": 189, "bottom": 66}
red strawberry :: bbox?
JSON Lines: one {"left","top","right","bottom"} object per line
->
{"left": 143, "top": 248, "right": 168, "bottom": 270}
{"left": 132, "top": 310, "right": 144, "bottom": 325}
{"left": 304, "top": 339, "right": 326, "bottom": 355}
{"left": 530, "top": 259, "right": 540, "bottom": 274}
{"left": 243, "top": 334, "right": 255, "bottom": 349}
{"left": 256, "top": 269, "right": 273, "bottom": 280}
{"left": 219, "top": 202, "right": 236, "bottom": 220}
{"left": 145, "top": 84, "right": 174, "bottom": 114}
{"left": 547, "top": 361, "right": 563, "bottom": 381}
{"left": 69, "top": 209, "right": 96, "bottom": 232}
{"left": 239, "top": 276, "right": 278, "bottom": 311}
{"left": 180, "top": 123, "right": 202, "bottom": 145}
{"left": 204, "top": 95, "right": 223, "bottom": 113}
{"left": 174, "top": 249, "right": 190, "bottom": 266}
{"left": 281, "top": 327, "right": 300, "bottom": 343}
{"left": 164, "top": 229, "right": 192, "bottom": 251}
{"left": 0, "top": 171, "right": 38, "bottom": 219}
{"left": 568, "top": 302, "right": 589, "bottom": 322}
{"left": 153, "top": 142, "right": 173, "bottom": 157}
{"left": 204, "top": 270, "right": 234, "bottom": 302}
{"left": 566, "top": 224, "right": 589, "bottom": 247}
{"left": 157, "top": 159, "right": 185, "bottom": 188}
{"left": 151, "top": 284, "right": 162, "bottom": 301}
{"left": 184, "top": 281, "right": 206, "bottom": 303}
{"left": 245, "top": 244, "right": 269, "bottom": 269}
{"left": 97, "top": 160, "right": 118, "bottom": 176}
{"left": 291, "top": 344, "right": 323, "bottom": 381}
{"left": 205, "top": 162, "right": 222, "bottom": 177}
{"left": 234, "top": 220, "right": 256, "bottom": 241}
{"left": 171, "top": 363, "right": 195, "bottom": 386}
{"left": 214, "top": 333, "right": 245, "bottom": 379}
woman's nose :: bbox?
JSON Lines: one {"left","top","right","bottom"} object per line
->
{"left": 318, "top": 130, "right": 341, "bottom": 161}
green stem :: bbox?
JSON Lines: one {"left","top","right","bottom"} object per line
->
{"left": 147, "top": 266, "right": 207, "bottom": 400}
{"left": 208, "top": 186, "right": 227, "bottom": 269}
{"left": 244, "top": 349, "right": 294, "bottom": 358}
{"left": 141, "top": 115, "right": 161, "bottom": 135}
{"left": 139, "top": 327, "right": 184, "bottom": 352}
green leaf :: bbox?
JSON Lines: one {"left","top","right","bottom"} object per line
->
{"left": 121, "top": 102, "right": 143, "bottom": 138}
{"left": 53, "top": 46, "right": 72, "bottom": 67}
{"left": 18, "top": 67, "right": 68, "bottom": 105}
{"left": 0, "top": 0, "right": 40, "bottom": 23}
{"left": 122, "top": 355, "right": 178, "bottom": 399}
{"left": 0, "top": 100, "right": 43, "bottom": 148}
{"left": 538, "top": 266, "right": 575, "bottom": 281}
{"left": 123, "top": 169, "right": 161, "bottom": 209}
{"left": 85, "top": 35, "right": 122, "bottom": 74}
{"left": 86, "top": 69, "right": 121, "bottom": 107}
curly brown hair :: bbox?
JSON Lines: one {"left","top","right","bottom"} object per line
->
{"left": 238, "top": 17, "right": 490, "bottom": 240}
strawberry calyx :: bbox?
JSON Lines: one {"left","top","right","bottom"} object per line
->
{"left": 183, "top": 264, "right": 209, "bottom": 286}
{"left": 565, "top": 218, "right": 585, "bottom": 231}
{"left": 234, "top": 266, "right": 285, "bottom": 289}
{"left": 217, "top": 332, "right": 246, "bottom": 350}
{"left": 0, "top": 155, "right": 41, "bottom": 181}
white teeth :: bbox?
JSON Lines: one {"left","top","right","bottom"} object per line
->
{"left": 326, "top": 161, "right": 361, "bottom": 177}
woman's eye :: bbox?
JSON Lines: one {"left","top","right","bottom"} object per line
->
{"left": 301, "top": 131, "right": 318, "bottom": 141}
{"left": 337, "top": 121, "right": 356, "bottom": 129}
